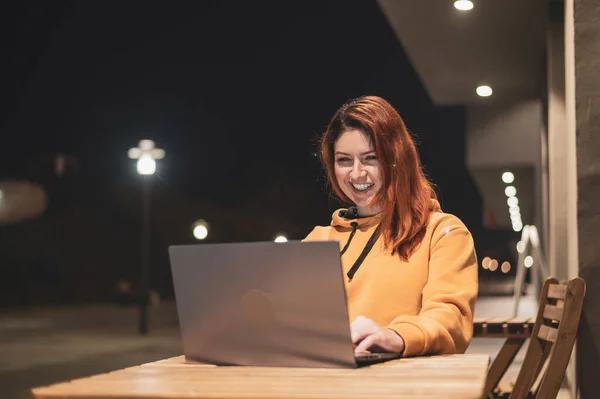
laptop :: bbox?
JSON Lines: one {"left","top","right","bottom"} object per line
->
{"left": 168, "top": 240, "right": 402, "bottom": 368}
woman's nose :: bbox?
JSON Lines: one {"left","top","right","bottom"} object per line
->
{"left": 350, "top": 161, "right": 367, "bottom": 179}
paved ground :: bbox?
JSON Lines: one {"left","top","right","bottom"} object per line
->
{"left": 0, "top": 303, "right": 182, "bottom": 399}
{"left": 0, "top": 291, "right": 570, "bottom": 399}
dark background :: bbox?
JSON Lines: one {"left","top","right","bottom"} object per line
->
{"left": 0, "top": 1, "right": 515, "bottom": 307}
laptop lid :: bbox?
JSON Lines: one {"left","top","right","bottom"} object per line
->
{"left": 168, "top": 240, "right": 358, "bottom": 368}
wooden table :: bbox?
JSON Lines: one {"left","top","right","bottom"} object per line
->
{"left": 32, "top": 354, "right": 489, "bottom": 399}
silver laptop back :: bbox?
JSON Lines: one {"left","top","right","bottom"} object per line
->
{"left": 168, "top": 240, "right": 357, "bottom": 368}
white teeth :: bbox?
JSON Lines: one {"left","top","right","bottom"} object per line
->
{"left": 352, "top": 183, "right": 372, "bottom": 191}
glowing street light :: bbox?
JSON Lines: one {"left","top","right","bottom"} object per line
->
{"left": 481, "top": 257, "right": 491, "bottom": 269}
{"left": 128, "top": 139, "right": 165, "bottom": 336}
{"left": 274, "top": 234, "right": 288, "bottom": 243}
{"left": 489, "top": 259, "right": 499, "bottom": 272}
{"left": 192, "top": 220, "right": 209, "bottom": 240}
{"left": 128, "top": 140, "right": 165, "bottom": 175}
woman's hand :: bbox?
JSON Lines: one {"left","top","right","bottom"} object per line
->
{"left": 350, "top": 315, "right": 405, "bottom": 354}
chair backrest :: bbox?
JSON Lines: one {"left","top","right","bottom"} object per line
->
{"left": 509, "top": 277, "right": 586, "bottom": 399}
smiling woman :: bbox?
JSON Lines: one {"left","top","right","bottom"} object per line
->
{"left": 333, "top": 130, "right": 382, "bottom": 216}
{"left": 304, "top": 95, "right": 478, "bottom": 357}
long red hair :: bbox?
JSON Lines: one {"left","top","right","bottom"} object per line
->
{"left": 320, "top": 95, "right": 437, "bottom": 260}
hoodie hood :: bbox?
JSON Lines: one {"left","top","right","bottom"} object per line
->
{"left": 331, "top": 198, "right": 442, "bottom": 229}
{"left": 429, "top": 198, "right": 442, "bottom": 212}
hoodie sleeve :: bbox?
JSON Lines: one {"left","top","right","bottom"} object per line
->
{"left": 386, "top": 216, "right": 478, "bottom": 356}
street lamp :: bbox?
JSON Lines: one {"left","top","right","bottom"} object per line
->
{"left": 192, "top": 219, "right": 209, "bottom": 240}
{"left": 274, "top": 234, "right": 288, "bottom": 243}
{"left": 128, "top": 139, "right": 165, "bottom": 335}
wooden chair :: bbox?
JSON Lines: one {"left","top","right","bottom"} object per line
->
{"left": 474, "top": 316, "right": 535, "bottom": 397}
{"left": 479, "top": 277, "right": 586, "bottom": 399}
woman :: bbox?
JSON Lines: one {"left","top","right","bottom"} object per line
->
{"left": 304, "top": 95, "right": 478, "bottom": 357}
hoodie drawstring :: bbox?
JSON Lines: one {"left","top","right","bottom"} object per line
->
{"left": 340, "top": 222, "right": 358, "bottom": 256}
{"left": 346, "top": 224, "right": 381, "bottom": 280}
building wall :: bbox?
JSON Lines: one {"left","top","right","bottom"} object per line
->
{"left": 467, "top": 101, "right": 543, "bottom": 168}
{"left": 569, "top": 0, "right": 600, "bottom": 397}
{"left": 466, "top": 101, "right": 543, "bottom": 234}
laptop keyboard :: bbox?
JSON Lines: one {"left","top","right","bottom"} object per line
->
{"left": 355, "top": 352, "right": 390, "bottom": 360}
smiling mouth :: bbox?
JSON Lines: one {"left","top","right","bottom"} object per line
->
{"left": 351, "top": 183, "right": 374, "bottom": 192}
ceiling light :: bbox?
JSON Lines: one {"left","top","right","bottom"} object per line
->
{"left": 476, "top": 85, "right": 493, "bottom": 97}
{"left": 513, "top": 222, "right": 523, "bottom": 232}
{"left": 505, "top": 186, "right": 517, "bottom": 197}
{"left": 502, "top": 172, "right": 514, "bottom": 183}
{"left": 454, "top": 0, "right": 474, "bottom": 11}
{"left": 507, "top": 196, "right": 519, "bottom": 207}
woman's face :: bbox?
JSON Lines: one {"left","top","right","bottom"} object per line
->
{"left": 333, "top": 129, "right": 383, "bottom": 216}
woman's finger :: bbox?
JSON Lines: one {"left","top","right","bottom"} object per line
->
{"left": 354, "top": 333, "right": 377, "bottom": 353}
{"left": 350, "top": 317, "right": 377, "bottom": 343}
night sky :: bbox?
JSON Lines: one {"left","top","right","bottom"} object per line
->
{"left": 1, "top": 1, "right": 493, "bottom": 303}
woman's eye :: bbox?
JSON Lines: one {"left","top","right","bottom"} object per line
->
{"left": 365, "top": 155, "right": 377, "bottom": 161}
{"left": 335, "top": 157, "right": 352, "bottom": 165}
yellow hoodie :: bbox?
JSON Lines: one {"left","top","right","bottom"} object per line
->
{"left": 303, "top": 199, "right": 478, "bottom": 357}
